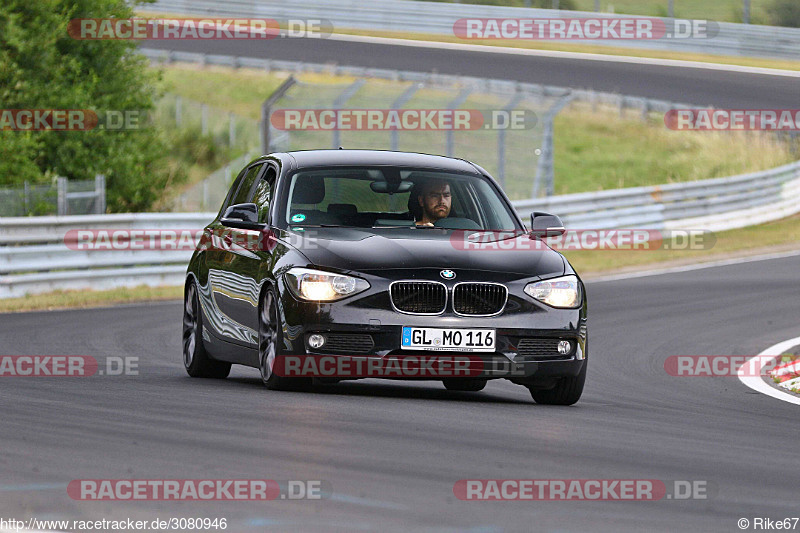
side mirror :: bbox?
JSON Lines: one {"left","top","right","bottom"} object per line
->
{"left": 221, "top": 203, "right": 263, "bottom": 229}
{"left": 530, "top": 212, "right": 566, "bottom": 238}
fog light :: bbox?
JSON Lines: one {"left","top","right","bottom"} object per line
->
{"left": 557, "top": 340, "right": 572, "bottom": 355}
{"left": 308, "top": 334, "right": 326, "bottom": 349}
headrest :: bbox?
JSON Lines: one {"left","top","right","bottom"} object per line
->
{"left": 293, "top": 175, "right": 325, "bottom": 204}
{"left": 327, "top": 203, "right": 358, "bottom": 216}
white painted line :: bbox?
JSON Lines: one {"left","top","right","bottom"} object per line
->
{"left": 585, "top": 248, "right": 800, "bottom": 284}
{"left": 778, "top": 376, "right": 800, "bottom": 392}
{"left": 738, "top": 336, "right": 800, "bottom": 406}
{"left": 329, "top": 33, "right": 800, "bottom": 78}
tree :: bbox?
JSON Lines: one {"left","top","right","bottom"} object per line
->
{"left": 0, "top": 0, "right": 181, "bottom": 211}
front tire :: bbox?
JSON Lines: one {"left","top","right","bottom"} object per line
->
{"left": 183, "top": 282, "right": 231, "bottom": 379}
{"left": 259, "top": 289, "right": 311, "bottom": 391}
{"left": 529, "top": 361, "right": 586, "bottom": 405}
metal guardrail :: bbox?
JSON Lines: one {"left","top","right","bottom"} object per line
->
{"left": 511, "top": 160, "right": 800, "bottom": 230}
{"left": 146, "top": 0, "right": 800, "bottom": 60}
{"left": 2, "top": 161, "right": 799, "bottom": 298}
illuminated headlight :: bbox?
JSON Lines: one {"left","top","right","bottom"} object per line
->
{"left": 285, "top": 268, "right": 369, "bottom": 302}
{"left": 524, "top": 275, "right": 582, "bottom": 309}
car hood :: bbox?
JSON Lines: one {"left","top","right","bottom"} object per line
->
{"left": 283, "top": 227, "right": 565, "bottom": 278}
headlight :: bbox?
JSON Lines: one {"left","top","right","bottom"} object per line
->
{"left": 524, "top": 275, "right": 582, "bottom": 309}
{"left": 285, "top": 268, "right": 370, "bottom": 301}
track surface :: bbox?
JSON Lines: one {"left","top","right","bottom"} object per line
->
{"left": 1, "top": 256, "right": 798, "bottom": 531}
{"left": 143, "top": 36, "right": 800, "bottom": 108}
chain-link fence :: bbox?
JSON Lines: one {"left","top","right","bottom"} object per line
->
{"left": 0, "top": 176, "right": 105, "bottom": 217}
{"left": 263, "top": 77, "right": 570, "bottom": 202}
{"left": 155, "top": 94, "right": 262, "bottom": 155}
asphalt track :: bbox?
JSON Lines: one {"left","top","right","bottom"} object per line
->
{"left": 1, "top": 255, "right": 798, "bottom": 532}
{"left": 142, "top": 36, "right": 800, "bottom": 108}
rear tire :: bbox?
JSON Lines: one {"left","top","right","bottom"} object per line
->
{"left": 443, "top": 378, "right": 487, "bottom": 392}
{"left": 183, "top": 282, "right": 231, "bottom": 379}
{"left": 529, "top": 361, "right": 586, "bottom": 405}
{"left": 259, "top": 289, "right": 312, "bottom": 391}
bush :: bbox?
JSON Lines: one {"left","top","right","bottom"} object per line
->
{"left": 0, "top": 0, "right": 183, "bottom": 212}
{"left": 766, "top": 0, "right": 800, "bottom": 27}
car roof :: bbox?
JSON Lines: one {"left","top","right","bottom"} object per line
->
{"left": 279, "top": 150, "right": 481, "bottom": 173}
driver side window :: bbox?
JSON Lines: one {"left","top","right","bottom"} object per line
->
{"left": 253, "top": 166, "right": 277, "bottom": 224}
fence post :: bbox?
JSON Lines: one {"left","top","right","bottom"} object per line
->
{"left": 175, "top": 96, "right": 182, "bottom": 127}
{"left": 95, "top": 174, "right": 106, "bottom": 214}
{"left": 57, "top": 177, "right": 68, "bottom": 216}
{"left": 390, "top": 82, "right": 423, "bottom": 151}
{"left": 533, "top": 93, "right": 574, "bottom": 198}
{"left": 331, "top": 79, "right": 367, "bottom": 150}
{"left": 261, "top": 76, "right": 297, "bottom": 154}
{"left": 594, "top": 0, "right": 600, "bottom": 11}
{"left": 743, "top": 0, "right": 750, "bottom": 24}
{"left": 668, "top": 0, "right": 674, "bottom": 18}
{"left": 201, "top": 104, "right": 209, "bottom": 136}
{"left": 497, "top": 92, "right": 525, "bottom": 188}
{"left": 229, "top": 112, "right": 236, "bottom": 147}
{"left": 445, "top": 87, "right": 474, "bottom": 157}
{"left": 23, "top": 181, "right": 30, "bottom": 214}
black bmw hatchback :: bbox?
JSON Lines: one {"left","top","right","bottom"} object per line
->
{"left": 183, "top": 150, "right": 587, "bottom": 404}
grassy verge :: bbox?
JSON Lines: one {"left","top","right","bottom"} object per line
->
{"left": 0, "top": 285, "right": 182, "bottom": 314}
{"left": 566, "top": 213, "right": 800, "bottom": 275}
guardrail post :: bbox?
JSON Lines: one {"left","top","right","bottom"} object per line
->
{"left": 390, "top": 83, "right": 423, "bottom": 151}
{"left": 57, "top": 177, "right": 67, "bottom": 216}
{"left": 261, "top": 76, "right": 297, "bottom": 154}
{"left": 95, "top": 174, "right": 106, "bottom": 214}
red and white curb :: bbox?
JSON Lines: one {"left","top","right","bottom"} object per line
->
{"left": 738, "top": 336, "right": 800, "bottom": 406}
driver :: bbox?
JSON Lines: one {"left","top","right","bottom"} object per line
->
{"left": 413, "top": 179, "right": 451, "bottom": 226}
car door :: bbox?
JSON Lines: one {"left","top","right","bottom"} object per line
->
{"left": 206, "top": 162, "right": 266, "bottom": 348}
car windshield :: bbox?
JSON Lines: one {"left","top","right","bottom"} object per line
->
{"left": 284, "top": 167, "right": 520, "bottom": 231}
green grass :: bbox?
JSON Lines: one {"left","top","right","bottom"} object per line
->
{"left": 0, "top": 285, "right": 182, "bottom": 314}
{"left": 565, "top": 212, "right": 800, "bottom": 274}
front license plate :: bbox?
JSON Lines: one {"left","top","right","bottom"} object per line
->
{"left": 401, "top": 327, "right": 495, "bottom": 352}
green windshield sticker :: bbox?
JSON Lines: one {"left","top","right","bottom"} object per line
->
{"left": 291, "top": 213, "right": 306, "bottom": 223}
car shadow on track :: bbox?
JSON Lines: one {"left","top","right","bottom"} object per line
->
{"left": 223, "top": 376, "right": 533, "bottom": 404}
